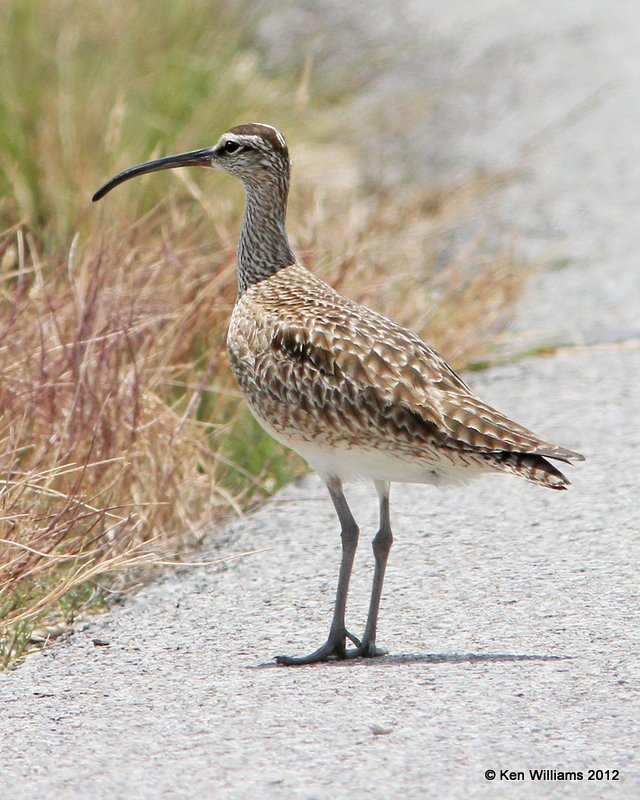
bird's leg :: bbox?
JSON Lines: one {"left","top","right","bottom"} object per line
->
{"left": 350, "top": 480, "right": 393, "bottom": 658}
{"left": 276, "top": 477, "right": 361, "bottom": 665}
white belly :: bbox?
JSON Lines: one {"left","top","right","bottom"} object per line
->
{"left": 291, "top": 439, "right": 485, "bottom": 486}
{"left": 247, "top": 405, "right": 486, "bottom": 487}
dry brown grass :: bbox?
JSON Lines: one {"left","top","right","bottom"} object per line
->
{"left": 0, "top": 209, "right": 238, "bottom": 662}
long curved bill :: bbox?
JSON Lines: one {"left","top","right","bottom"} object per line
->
{"left": 92, "top": 147, "right": 216, "bottom": 202}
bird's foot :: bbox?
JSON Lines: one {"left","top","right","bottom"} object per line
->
{"left": 276, "top": 632, "right": 389, "bottom": 665}
{"left": 275, "top": 628, "right": 362, "bottom": 666}
{"left": 347, "top": 640, "right": 388, "bottom": 659}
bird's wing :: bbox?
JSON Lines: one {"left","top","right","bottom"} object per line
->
{"left": 259, "top": 299, "right": 581, "bottom": 461}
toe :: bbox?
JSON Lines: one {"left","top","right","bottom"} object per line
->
{"left": 346, "top": 641, "right": 388, "bottom": 659}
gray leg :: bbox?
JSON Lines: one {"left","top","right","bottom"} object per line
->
{"left": 276, "top": 477, "right": 361, "bottom": 665}
{"left": 357, "top": 480, "right": 393, "bottom": 658}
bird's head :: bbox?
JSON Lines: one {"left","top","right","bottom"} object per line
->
{"left": 92, "top": 122, "right": 290, "bottom": 201}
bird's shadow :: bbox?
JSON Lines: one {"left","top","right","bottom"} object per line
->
{"left": 252, "top": 652, "right": 570, "bottom": 669}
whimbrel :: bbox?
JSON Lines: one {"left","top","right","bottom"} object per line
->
{"left": 93, "top": 123, "right": 584, "bottom": 665}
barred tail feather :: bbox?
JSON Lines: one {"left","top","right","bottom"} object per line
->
{"left": 491, "top": 452, "right": 571, "bottom": 490}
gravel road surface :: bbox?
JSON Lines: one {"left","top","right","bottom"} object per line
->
{"left": 2, "top": 1, "right": 638, "bottom": 797}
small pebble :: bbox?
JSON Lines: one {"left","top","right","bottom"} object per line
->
{"left": 370, "top": 724, "right": 393, "bottom": 736}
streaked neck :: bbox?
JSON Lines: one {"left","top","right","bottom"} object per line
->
{"left": 237, "top": 179, "right": 295, "bottom": 294}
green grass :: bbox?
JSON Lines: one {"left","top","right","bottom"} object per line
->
{"left": 0, "top": 0, "right": 525, "bottom": 668}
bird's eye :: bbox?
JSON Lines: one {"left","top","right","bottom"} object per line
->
{"left": 223, "top": 140, "right": 240, "bottom": 154}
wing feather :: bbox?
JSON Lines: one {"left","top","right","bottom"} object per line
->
{"left": 231, "top": 265, "right": 584, "bottom": 463}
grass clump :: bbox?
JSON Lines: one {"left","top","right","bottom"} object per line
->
{"left": 0, "top": 0, "right": 523, "bottom": 667}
